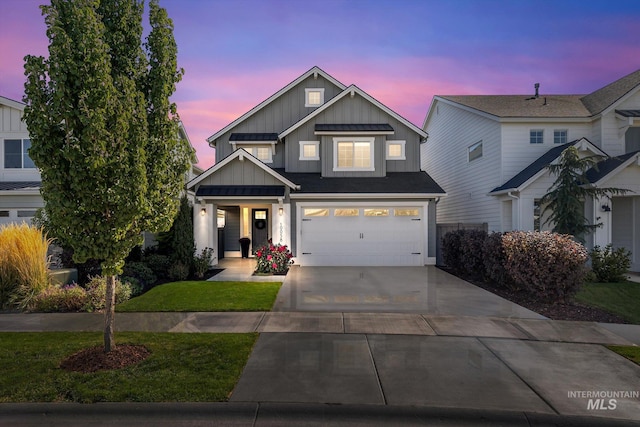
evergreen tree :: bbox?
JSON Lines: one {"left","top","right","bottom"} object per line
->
{"left": 540, "top": 146, "right": 627, "bottom": 242}
{"left": 23, "top": 0, "right": 192, "bottom": 352}
{"left": 169, "top": 194, "right": 195, "bottom": 268}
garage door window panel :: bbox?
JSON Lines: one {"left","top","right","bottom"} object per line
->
{"left": 395, "top": 208, "right": 419, "bottom": 216}
{"left": 334, "top": 208, "right": 359, "bottom": 217}
{"left": 364, "top": 208, "right": 389, "bottom": 217}
{"left": 303, "top": 208, "right": 329, "bottom": 217}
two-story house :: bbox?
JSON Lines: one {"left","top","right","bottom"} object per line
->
{"left": 188, "top": 66, "right": 445, "bottom": 266}
{"left": 0, "top": 96, "right": 42, "bottom": 225}
{"left": 422, "top": 69, "right": 640, "bottom": 271}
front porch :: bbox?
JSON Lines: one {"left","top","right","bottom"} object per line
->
{"left": 208, "top": 258, "right": 287, "bottom": 282}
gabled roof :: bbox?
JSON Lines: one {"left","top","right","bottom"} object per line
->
{"left": 581, "top": 69, "right": 640, "bottom": 115}
{"left": 429, "top": 69, "right": 640, "bottom": 122}
{"left": 206, "top": 66, "right": 346, "bottom": 145}
{"left": 276, "top": 170, "right": 445, "bottom": 196}
{"left": 280, "top": 85, "right": 428, "bottom": 139}
{"left": 586, "top": 150, "right": 640, "bottom": 185}
{"left": 187, "top": 148, "right": 299, "bottom": 191}
{"left": 490, "top": 138, "right": 607, "bottom": 195}
{"left": 0, "top": 95, "right": 25, "bottom": 111}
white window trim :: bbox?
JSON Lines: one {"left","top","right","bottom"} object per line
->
{"left": 553, "top": 129, "right": 568, "bottom": 144}
{"left": 332, "top": 136, "right": 375, "bottom": 172}
{"left": 3, "top": 138, "right": 35, "bottom": 169}
{"left": 530, "top": 129, "right": 544, "bottom": 144}
{"left": 299, "top": 141, "right": 320, "bottom": 161}
{"left": 305, "top": 88, "right": 325, "bottom": 107}
{"left": 467, "top": 140, "right": 483, "bottom": 162}
{"left": 386, "top": 140, "right": 406, "bottom": 160}
{"left": 247, "top": 145, "right": 273, "bottom": 163}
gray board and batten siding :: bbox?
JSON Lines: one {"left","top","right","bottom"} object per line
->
{"left": 212, "top": 74, "right": 344, "bottom": 163}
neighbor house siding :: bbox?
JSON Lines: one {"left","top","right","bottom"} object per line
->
{"left": 600, "top": 92, "right": 640, "bottom": 157}
{"left": 0, "top": 103, "right": 41, "bottom": 182}
{"left": 422, "top": 100, "right": 502, "bottom": 231}
{"left": 214, "top": 75, "right": 344, "bottom": 162}
{"left": 0, "top": 104, "right": 27, "bottom": 133}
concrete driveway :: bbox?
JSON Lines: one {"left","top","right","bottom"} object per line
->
{"left": 273, "top": 266, "right": 544, "bottom": 318}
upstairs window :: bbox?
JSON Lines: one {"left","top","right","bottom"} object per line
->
{"left": 468, "top": 140, "right": 483, "bottom": 162}
{"left": 386, "top": 140, "right": 406, "bottom": 160}
{"left": 554, "top": 129, "right": 568, "bottom": 144}
{"left": 244, "top": 146, "right": 273, "bottom": 163}
{"left": 299, "top": 141, "right": 320, "bottom": 160}
{"left": 305, "top": 88, "right": 325, "bottom": 107}
{"left": 530, "top": 130, "right": 544, "bottom": 144}
{"left": 4, "top": 139, "right": 35, "bottom": 169}
{"left": 333, "top": 137, "right": 374, "bottom": 171}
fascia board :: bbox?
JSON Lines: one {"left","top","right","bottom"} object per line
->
{"left": 206, "top": 66, "right": 346, "bottom": 145}
{"left": 290, "top": 192, "right": 446, "bottom": 199}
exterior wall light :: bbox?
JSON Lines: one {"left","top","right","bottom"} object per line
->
{"left": 601, "top": 204, "right": 611, "bottom": 212}
{"left": 200, "top": 208, "right": 207, "bottom": 216}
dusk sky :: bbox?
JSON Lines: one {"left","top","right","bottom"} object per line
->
{"left": 2, "top": 0, "right": 640, "bottom": 167}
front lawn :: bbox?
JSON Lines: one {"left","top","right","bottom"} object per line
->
{"left": 575, "top": 281, "right": 640, "bottom": 324}
{"left": 0, "top": 332, "right": 256, "bottom": 403}
{"left": 116, "top": 281, "right": 281, "bottom": 312}
{"left": 608, "top": 345, "right": 640, "bottom": 366}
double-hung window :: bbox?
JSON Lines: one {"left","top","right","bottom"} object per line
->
{"left": 4, "top": 139, "right": 35, "bottom": 169}
{"left": 333, "top": 137, "right": 374, "bottom": 171}
{"left": 529, "top": 130, "right": 544, "bottom": 144}
{"left": 554, "top": 129, "right": 568, "bottom": 144}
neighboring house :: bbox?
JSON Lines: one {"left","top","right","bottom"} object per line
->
{"left": 188, "top": 66, "right": 445, "bottom": 266}
{"left": 0, "top": 96, "right": 42, "bottom": 225}
{"left": 0, "top": 95, "right": 201, "bottom": 241}
{"left": 422, "top": 69, "right": 640, "bottom": 271}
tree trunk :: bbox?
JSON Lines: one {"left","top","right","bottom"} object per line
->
{"left": 104, "top": 274, "right": 116, "bottom": 353}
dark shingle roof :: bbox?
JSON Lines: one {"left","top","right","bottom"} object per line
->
{"left": 229, "top": 133, "right": 278, "bottom": 141}
{"left": 196, "top": 185, "right": 285, "bottom": 197}
{"left": 314, "top": 123, "right": 394, "bottom": 133}
{"left": 490, "top": 143, "right": 574, "bottom": 193}
{"left": 275, "top": 170, "right": 445, "bottom": 194}
{"left": 585, "top": 151, "right": 640, "bottom": 184}
{"left": 0, "top": 181, "right": 41, "bottom": 191}
{"left": 616, "top": 109, "right": 640, "bottom": 118}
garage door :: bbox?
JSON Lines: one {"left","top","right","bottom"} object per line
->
{"left": 298, "top": 206, "right": 425, "bottom": 266}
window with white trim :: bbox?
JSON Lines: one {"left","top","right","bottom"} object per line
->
{"left": 4, "top": 139, "right": 35, "bottom": 169}
{"left": 247, "top": 146, "right": 273, "bottom": 163}
{"left": 530, "top": 129, "right": 544, "bottom": 144}
{"left": 299, "top": 141, "right": 320, "bottom": 160}
{"left": 386, "top": 140, "right": 406, "bottom": 160}
{"left": 333, "top": 137, "right": 374, "bottom": 171}
{"left": 305, "top": 88, "right": 325, "bottom": 107}
{"left": 554, "top": 129, "right": 568, "bottom": 144}
{"left": 468, "top": 140, "right": 483, "bottom": 162}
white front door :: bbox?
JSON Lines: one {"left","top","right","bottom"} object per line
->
{"left": 298, "top": 205, "right": 425, "bottom": 266}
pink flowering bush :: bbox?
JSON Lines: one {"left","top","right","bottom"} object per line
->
{"left": 255, "top": 239, "right": 294, "bottom": 274}
{"left": 502, "top": 231, "right": 588, "bottom": 303}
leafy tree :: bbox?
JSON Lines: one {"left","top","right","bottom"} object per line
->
{"left": 540, "top": 146, "right": 627, "bottom": 242}
{"left": 23, "top": 0, "right": 192, "bottom": 352}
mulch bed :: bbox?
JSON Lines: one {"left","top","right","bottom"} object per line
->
{"left": 441, "top": 267, "right": 629, "bottom": 324}
{"left": 60, "top": 344, "right": 151, "bottom": 373}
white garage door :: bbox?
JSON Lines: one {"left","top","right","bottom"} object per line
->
{"left": 298, "top": 206, "right": 425, "bottom": 266}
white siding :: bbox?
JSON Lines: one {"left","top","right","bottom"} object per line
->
{"left": 600, "top": 91, "right": 640, "bottom": 156}
{"left": 0, "top": 103, "right": 41, "bottom": 182}
{"left": 422, "top": 100, "right": 502, "bottom": 231}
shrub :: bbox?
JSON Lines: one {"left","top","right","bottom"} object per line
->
{"left": 193, "top": 247, "right": 214, "bottom": 279}
{"left": 84, "top": 276, "right": 132, "bottom": 311}
{"left": 459, "top": 229, "right": 487, "bottom": 279}
{"left": 441, "top": 230, "right": 464, "bottom": 271}
{"left": 143, "top": 254, "right": 171, "bottom": 277}
{"left": 502, "top": 231, "right": 588, "bottom": 303}
{"left": 589, "top": 244, "right": 632, "bottom": 283}
{"left": 121, "top": 276, "right": 144, "bottom": 297}
{"left": 122, "top": 261, "right": 157, "bottom": 288}
{"left": 482, "top": 232, "right": 515, "bottom": 289}
{"left": 31, "top": 284, "right": 88, "bottom": 312}
{"left": 0, "top": 224, "right": 52, "bottom": 310}
{"left": 255, "top": 239, "right": 293, "bottom": 274}
{"left": 168, "top": 262, "right": 190, "bottom": 282}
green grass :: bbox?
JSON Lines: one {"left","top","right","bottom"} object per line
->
{"left": 575, "top": 281, "right": 640, "bottom": 324}
{"left": 116, "top": 281, "right": 281, "bottom": 312}
{"left": 0, "top": 332, "right": 256, "bottom": 403}
{"left": 608, "top": 345, "right": 640, "bottom": 366}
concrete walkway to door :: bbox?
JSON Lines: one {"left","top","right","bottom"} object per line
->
{"left": 272, "top": 265, "right": 544, "bottom": 318}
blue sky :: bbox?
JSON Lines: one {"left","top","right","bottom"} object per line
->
{"left": 1, "top": 0, "right": 639, "bottom": 167}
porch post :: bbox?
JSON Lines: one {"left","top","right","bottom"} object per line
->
{"left": 271, "top": 201, "right": 291, "bottom": 249}
{"left": 194, "top": 201, "right": 218, "bottom": 265}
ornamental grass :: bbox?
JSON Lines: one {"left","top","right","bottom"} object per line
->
{"left": 0, "top": 223, "right": 52, "bottom": 309}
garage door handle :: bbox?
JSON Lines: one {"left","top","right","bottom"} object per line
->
{"left": 302, "top": 252, "right": 312, "bottom": 255}
{"left": 411, "top": 218, "right": 421, "bottom": 221}
{"left": 412, "top": 252, "right": 421, "bottom": 255}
